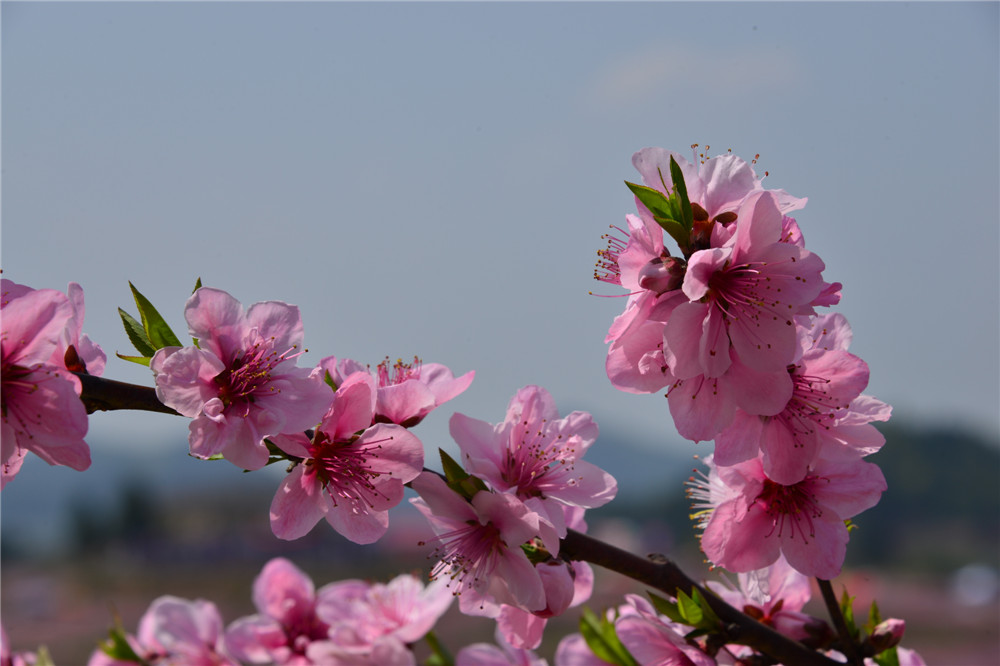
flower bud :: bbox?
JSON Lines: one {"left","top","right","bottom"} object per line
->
{"left": 867, "top": 618, "right": 906, "bottom": 653}
{"left": 638, "top": 256, "right": 685, "bottom": 294}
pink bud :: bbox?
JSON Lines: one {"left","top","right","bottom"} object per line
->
{"left": 868, "top": 618, "right": 906, "bottom": 653}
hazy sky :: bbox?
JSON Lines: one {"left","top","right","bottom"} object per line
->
{"left": 3, "top": 1, "right": 998, "bottom": 477}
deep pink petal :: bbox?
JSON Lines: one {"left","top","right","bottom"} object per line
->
{"left": 270, "top": 466, "right": 328, "bottom": 540}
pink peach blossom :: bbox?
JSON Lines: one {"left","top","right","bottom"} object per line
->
{"left": 151, "top": 287, "right": 331, "bottom": 470}
{"left": 269, "top": 373, "right": 423, "bottom": 543}
{"left": 1, "top": 280, "right": 90, "bottom": 487}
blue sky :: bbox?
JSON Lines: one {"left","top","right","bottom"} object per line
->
{"left": 3, "top": 1, "right": 998, "bottom": 476}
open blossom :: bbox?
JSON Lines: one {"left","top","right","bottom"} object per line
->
{"left": 452, "top": 385, "right": 617, "bottom": 538}
{"left": 89, "top": 596, "right": 237, "bottom": 666}
{"left": 693, "top": 453, "right": 886, "bottom": 579}
{"left": 714, "top": 313, "right": 891, "bottom": 484}
{"left": 410, "top": 471, "right": 547, "bottom": 612}
{"left": 224, "top": 557, "right": 334, "bottom": 665}
{"left": 318, "top": 355, "right": 473, "bottom": 427}
{"left": 1, "top": 280, "right": 91, "bottom": 487}
{"left": 269, "top": 372, "right": 423, "bottom": 543}
{"left": 308, "top": 573, "right": 453, "bottom": 664}
{"left": 705, "top": 555, "right": 827, "bottom": 644}
{"left": 151, "top": 287, "right": 331, "bottom": 470}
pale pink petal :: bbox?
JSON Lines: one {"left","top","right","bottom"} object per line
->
{"left": 270, "top": 466, "right": 328, "bottom": 540}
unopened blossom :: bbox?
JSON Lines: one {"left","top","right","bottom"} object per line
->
{"left": 318, "top": 354, "right": 473, "bottom": 427}
{"left": 151, "top": 287, "right": 331, "bottom": 470}
{"left": 714, "top": 313, "right": 889, "bottom": 484}
{"left": 694, "top": 454, "right": 887, "bottom": 579}
{"left": 1, "top": 280, "right": 90, "bottom": 487}
{"left": 269, "top": 372, "right": 423, "bottom": 543}
{"left": 90, "top": 595, "right": 238, "bottom": 666}
{"left": 410, "top": 471, "right": 547, "bottom": 612}
{"left": 452, "top": 385, "right": 617, "bottom": 538}
{"left": 224, "top": 557, "right": 334, "bottom": 665}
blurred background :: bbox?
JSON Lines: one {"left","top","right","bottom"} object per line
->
{"left": 2, "top": 2, "right": 997, "bottom": 664}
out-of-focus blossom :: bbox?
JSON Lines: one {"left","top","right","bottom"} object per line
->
{"left": 615, "top": 595, "right": 716, "bottom": 666}
{"left": 151, "top": 287, "right": 330, "bottom": 470}
{"left": 456, "top": 628, "right": 549, "bottom": 666}
{"left": 89, "top": 596, "right": 237, "bottom": 666}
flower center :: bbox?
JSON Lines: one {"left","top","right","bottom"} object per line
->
{"left": 307, "top": 431, "right": 392, "bottom": 510}
{"left": 773, "top": 366, "right": 849, "bottom": 448}
{"left": 376, "top": 356, "right": 421, "bottom": 387}
{"left": 501, "top": 419, "right": 577, "bottom": 497}
{"left": 423, "top": 519, "right": 506, "bottom": 595}
{"left": 213, "top": 335, "right": 301, "bottom": 408}
{"left": 755, "top": 477, "right": 825, "bottom": 543}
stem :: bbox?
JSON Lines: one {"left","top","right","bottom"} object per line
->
{"left": 560, "top": 530, "right": 841, "bottom": 666}
{"left": 818, "top": 578, "right": 863, "bottom": 666}
{"left": 75, "top": 373, "right": 178, "bottom": 416}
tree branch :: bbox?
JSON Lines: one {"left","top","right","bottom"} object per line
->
{"left": 75, "top": 373, "right": 178, "bottom": 416}
{"left": 560, "top": 530, "right": 841, "bottom": 666}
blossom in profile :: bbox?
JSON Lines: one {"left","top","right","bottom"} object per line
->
{"left": 89, "top": 595, "right": 237, "bottom": 666}
{"left": 318, "top": 355, "right": 473, "bottom": 427}
{"left": 410, "top": 471, "right": 547, "bottom": 613}
{"left": 1, "top": 280, "right": 90, "bottom": 487}
{"left": 151, "top": 287, "right": 331, "bottom": 470}
{"left": 456, "top": 628, "right": 550, "bottom": 666}
{"left": 269, "top": 373, "right": 423, "bottom": 543}
{"left": 451, "top": 385, "right": 617, "bottom": 537}
{"left": 695, "top": 454, "right": 886, "bottom": 579}
{"left": 705, "top": 554, "right": 826, "bottom": 643}
{"left": 615, "top": 595, "right": 716, "bottom": 666}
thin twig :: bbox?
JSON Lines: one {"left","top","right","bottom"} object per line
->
{"left": 818, "top": 578, "right": 863, "bottom": 666}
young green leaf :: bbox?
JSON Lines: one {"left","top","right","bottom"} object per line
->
{"left": 647, "top": 591, "right": 686, "bottom": 625}
{"left": 579, "top": 607, "right": 639, "bottom": 666}
{"left": 129, "top": 282, "right": 182, "bottom": 350}
{"left": 118, "top": 307, "right": 156, "bottom": 357}
{"left": 690, "top": 587, "right": 722, "bottom": 629}
{"left": 192, "top": 276, "right": 203, "bottom": 294}
{"left": 668, "top": 156, "right": 693, "bottom": 232}
{"left": 840, "top": 588, "right": 860, "bottom": 639}
{"left": 115, "top": 352, "right": 152, "bottom": 367}
{"left": 872, "top": 646, "right": 901, "bottom": 666}
{"left": 677, "top": 589, "right": 704, "bottom": 627}
{"left": 624, "top": 180, "right": 690, "bottom": 253}
{"left": 865, "top": 599, "right": 883, "bottom": 634}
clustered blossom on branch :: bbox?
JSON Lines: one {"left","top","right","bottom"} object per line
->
{"left": 2, "top": 146, "right": 927, "bottom": 666}
{"left": 596, "top": 146, "right": 889, "bottom": 580}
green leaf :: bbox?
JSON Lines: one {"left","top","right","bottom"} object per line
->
{"left": 579, "top": 607, "right": 639, "bottom": 666}
{"left": 840, "top": 588, "right": 860, "bottom": 639}
{"left": 118, "top": 307, "right": 156, "bottom": 357}
{"left": 33, "top": 646, "right": 56, "bottom": 666}
{"left": 423, "top": 630, "right": 454, "bottom": 666}
{"left": 192, "top": 277, "right": 203, "bottom": 294}
{"left": 625, "top": 180, "right": 690, "bottom": 253}
{"left": 440, "top": 448, "right": 469, "bottom": 485}
{"left": 865, "top": 599, "right": 883, "bottom": 634}
{"left": 690, "top": 587, "right": 722, "bottom": 629}
{"left": 130, "top": 282, "right": 182, "bottom": 350}
{"left": 647, "top": 591, "right": 686, "bottom": 624}
{"left": 323, "top": 369, "right": 338, "bottom": 391}
{"left": 100, "top": 623, "right": 147, "bottom": 663}
{"left": 115, "top": 352, "right": 152, "bottom": 367}
{"left": 677, "top": 589, "right": 703, "bottom": 626}
{"left": 668, "top": 156, "right": 693, "bottom": 232}
{"left": 873, "top": 646, "right": 901, "bottom": 666}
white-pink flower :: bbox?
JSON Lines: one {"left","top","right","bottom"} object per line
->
{"left": 452, "top": 385, "right": 617, "bottom": 537}
{"left": 318, "top": 355, "right": 473, "bottom": 427}
{"left": 269, "top": 373, "right": 423, "bottom": 543}
{"left": 1, "top": 279, "right": 91, "bottom": 487}
{"left": 150, "top": 287, "right": 331, "bottom": 470}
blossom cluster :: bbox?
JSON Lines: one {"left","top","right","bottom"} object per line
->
{"left": 596, "top": 147, "right": 890, "bottom": 579}
{"left": 83, "top": 557, "right": 454, "bottom": 666}
{"left": 410, "top": 385, "right": 615, "bottom": 650}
